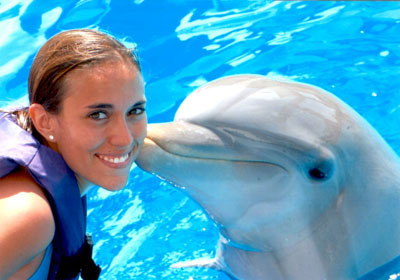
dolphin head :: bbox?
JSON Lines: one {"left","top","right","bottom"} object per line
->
{"left": 136, "top": 74, "right": 397, "bottom": 256}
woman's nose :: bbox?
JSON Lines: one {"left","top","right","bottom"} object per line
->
{"left": 108, "top": 117, "right": 134, "bottom": 147}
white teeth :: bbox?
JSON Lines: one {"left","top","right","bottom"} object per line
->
{"left": 99, "top": 154, "right": 129, "bottom": 163}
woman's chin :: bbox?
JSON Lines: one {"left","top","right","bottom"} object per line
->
{"left": 100, "top": 178, "right": 129, "bottom": 192}
{"left": 76, "top": 172, "right": 130, "bottom": 194}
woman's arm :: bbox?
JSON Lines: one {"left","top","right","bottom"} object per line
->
{"left": 0, "top": 168, "right": 55, "bottom": 280}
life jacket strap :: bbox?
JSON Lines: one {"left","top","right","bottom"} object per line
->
{"left": 55, "top": 234, "right": 101, "bottom": 280}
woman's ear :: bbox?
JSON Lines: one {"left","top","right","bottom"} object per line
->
{"left": 29, "top": 103, "right": 57, "bottom": 143}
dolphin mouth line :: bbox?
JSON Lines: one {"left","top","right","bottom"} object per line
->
{"left": 145, "top": 137, "right": 288, "bottom": 171}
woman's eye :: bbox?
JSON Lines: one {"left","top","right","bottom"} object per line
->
{"left": 89, "top": 111, "right": 108, "bottom": 120}
{"left": 129, "top": 107, "right": 145, "bottom": 116}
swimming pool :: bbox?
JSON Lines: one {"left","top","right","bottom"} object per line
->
{"left": 1, "top": 1, "right": 400, "bottom": 279}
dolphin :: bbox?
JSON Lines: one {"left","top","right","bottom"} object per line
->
{"left": 136, "top": 74, "right": 400, "bottom": 279}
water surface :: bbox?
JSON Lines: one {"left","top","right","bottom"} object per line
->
{"left": 1, "top": 1, "right": 400, "bottom": 279}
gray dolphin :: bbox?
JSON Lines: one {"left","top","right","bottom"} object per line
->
{"left": 136, "top": 74, "right": 400, "bottom": 279}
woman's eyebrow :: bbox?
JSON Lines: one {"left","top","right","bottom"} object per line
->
{"left": 87, "top": 103, "right": 113, "bottom": 109}
{"left": 133, "top": 100, "right": 146, "bottom": 106}
{"left": 87, "top": 101, "right": 146, "bottom": 109}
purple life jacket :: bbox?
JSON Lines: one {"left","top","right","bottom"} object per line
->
{"left": 0, "top": 113, "right": 100, "bottom": 279}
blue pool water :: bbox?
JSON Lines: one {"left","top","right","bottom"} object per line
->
{"left": 1, "top": 1, "right": 400, "bottom": 279}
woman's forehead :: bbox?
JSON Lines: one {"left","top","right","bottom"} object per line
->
{"left": 60, "top": 62, "right": 144, "bottom": 107}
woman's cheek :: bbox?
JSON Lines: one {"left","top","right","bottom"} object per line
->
{"left": 135, "top": 118, "right": 148, "bottom": 142}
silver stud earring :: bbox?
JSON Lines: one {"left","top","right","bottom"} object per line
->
{"left": 49, "top": 135, "right": 54, "bottom": 141}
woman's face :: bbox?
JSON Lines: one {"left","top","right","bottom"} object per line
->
{"left": 51, "top": 61, "right": 147, "bottom": 194}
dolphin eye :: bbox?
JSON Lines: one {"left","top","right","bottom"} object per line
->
{"left": 308, "top": 168, "right": 327, "bottom": 180}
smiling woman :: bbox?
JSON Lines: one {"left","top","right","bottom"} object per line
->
{"left": 45, "top": 59, "right": 146, "bottom": 194}
{"left": 0, "top": 29, "right": 147, "bottom": 279}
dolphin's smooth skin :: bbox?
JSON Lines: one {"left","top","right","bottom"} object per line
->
{"left": 136, "top": 74, "right": 400, "bottom": 280}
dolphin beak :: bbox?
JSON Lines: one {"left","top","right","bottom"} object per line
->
{"left": 138, "top": 122, "right": 290, "bottom": 166}
{"left": 136, "top": 121, "right": 221, "bottom": 172}
{"left": 142, "top": 121, "right": 229, "bottom": 159}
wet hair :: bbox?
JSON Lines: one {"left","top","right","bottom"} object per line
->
{"left": 1, "top": 29, "right": 141, "bottom": 141}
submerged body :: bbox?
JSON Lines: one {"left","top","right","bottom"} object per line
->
{"left": 136, "top": 75, "right": 400, "bottom": 279}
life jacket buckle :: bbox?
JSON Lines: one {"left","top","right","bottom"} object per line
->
{"left": 55, "top": 234, "right": 101, "bottom": 279}
{"left": 80, "top": 234, "right": 101, "bottom": 280}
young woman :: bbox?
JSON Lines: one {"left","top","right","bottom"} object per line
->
{"left": 0, "top": 29, "right": 147, "bottom": 279}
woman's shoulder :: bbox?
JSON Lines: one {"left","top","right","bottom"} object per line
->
{"left": 0, "top": 167, "right": 54, "bottom": 222}
{"left": 0, "top": 168, "right": 55, "bottom": 279}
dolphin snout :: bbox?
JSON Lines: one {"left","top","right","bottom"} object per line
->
{"left": 143, "top": 122, "right": 237, "bottom": 160}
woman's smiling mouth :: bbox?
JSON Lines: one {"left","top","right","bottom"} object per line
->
{"left": 97, "top": 152, "right": 131, "bottom": 168}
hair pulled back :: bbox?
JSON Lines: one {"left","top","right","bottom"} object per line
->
{"left": 4, "top": 29, "right": 140, "bottom": 140}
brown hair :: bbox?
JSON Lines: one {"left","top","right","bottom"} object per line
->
{"left": 2, "top": 29, "right": 141, "bottom": 141}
